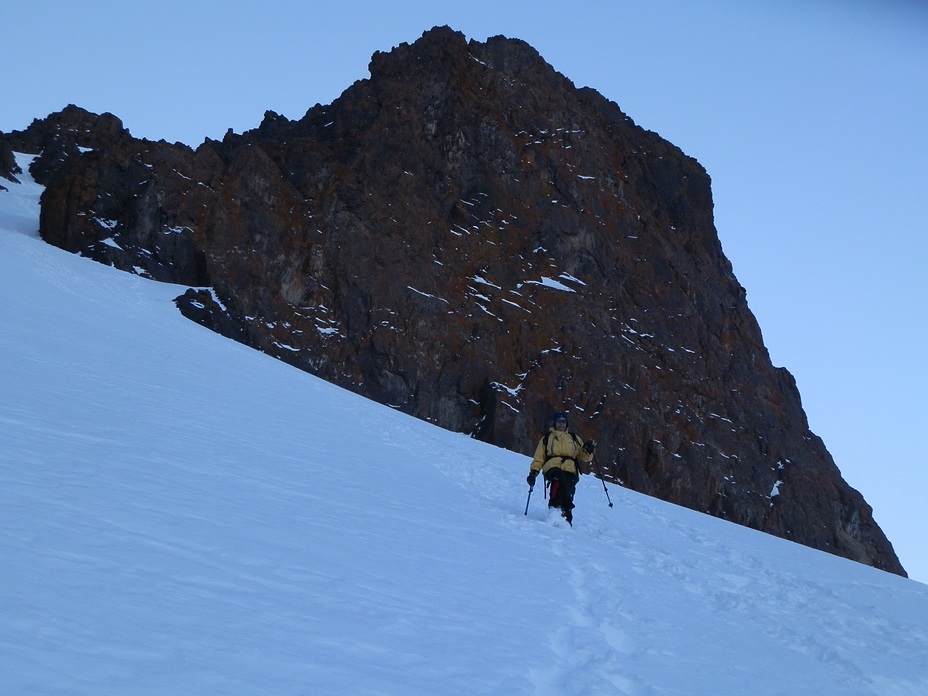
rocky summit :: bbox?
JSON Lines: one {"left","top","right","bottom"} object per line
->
{"left": 1, "top": 26, "right": 904, "bottom": 575}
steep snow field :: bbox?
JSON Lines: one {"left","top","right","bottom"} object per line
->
{"left": 2, "top": 156, "right": 927, "bottom": 695}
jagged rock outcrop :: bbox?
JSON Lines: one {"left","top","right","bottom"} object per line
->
{"left": 0, "top": 27, "right": 905, "bottom": 575}
{"left": 0, "top": 142, "right": 17, "bottom": 188}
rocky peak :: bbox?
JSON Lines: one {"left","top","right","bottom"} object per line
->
{"left": 0, "top": 28, "right": 905, "bottom": 576}
{"left": 4, "top": 104, "right": 134, "bottom": 184}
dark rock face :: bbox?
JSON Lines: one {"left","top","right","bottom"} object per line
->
{"left": 0, "top": 27, "right": 905, "bottom": 575}
{"left": 0, "top": 141, "right": 17, "bottom": 188}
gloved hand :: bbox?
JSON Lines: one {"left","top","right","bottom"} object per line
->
{"left": 526, "top": 471, "right": 538, "bottom": 487}
{"left": 583, "top": 439, "right": 597, "bottom": 454}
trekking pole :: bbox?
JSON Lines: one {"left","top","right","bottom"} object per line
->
{"left": 524, "top": 484, "right": 534, "bottom": 515}
{"left": 593, "top": 458, "right": 614, "bottom": 508}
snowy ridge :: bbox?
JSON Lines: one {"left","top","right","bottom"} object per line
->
{"left": 2, "top": 157, "right": 928, "bottom": 695}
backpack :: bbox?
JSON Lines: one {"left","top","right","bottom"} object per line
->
{"left": 543, "top": 430, "right": 583, "bottom": 461}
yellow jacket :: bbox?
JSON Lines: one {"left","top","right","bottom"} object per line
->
{"left": 530, "top": 429, "right": 593, "bottom": 476}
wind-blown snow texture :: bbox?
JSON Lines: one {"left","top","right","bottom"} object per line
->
{"left": 2, "top": 153, "right": 928, "bottom": 695}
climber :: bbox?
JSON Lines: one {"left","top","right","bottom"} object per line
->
{"left": 526, "top": 411, "right": 596, "bottom": 525}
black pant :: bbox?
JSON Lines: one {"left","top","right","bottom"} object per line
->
{"left": 545, "top": 467, "right": 578, "bottom": 510}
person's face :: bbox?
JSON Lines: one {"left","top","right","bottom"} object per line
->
{"left": 555, "top": 417, "right": 567, "bottom": 431}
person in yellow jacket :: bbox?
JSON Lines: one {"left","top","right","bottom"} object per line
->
{"left": 526, "top": 411, "right": 596, "bottom": 525}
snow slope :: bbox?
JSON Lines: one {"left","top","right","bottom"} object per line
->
{"left": 2, "top": 155, "right": 928, "bottom": 695}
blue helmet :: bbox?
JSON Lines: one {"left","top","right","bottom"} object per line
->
{"left": 552, "top": 411, "right": 569, "bottom": 426}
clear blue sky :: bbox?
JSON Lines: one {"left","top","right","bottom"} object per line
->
{"left": 4, "top": 0, "right": 926, "bottom": 582}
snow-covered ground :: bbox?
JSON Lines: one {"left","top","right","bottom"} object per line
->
{"left": 2, "top": 155, "right": 928, "bottom": 695}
